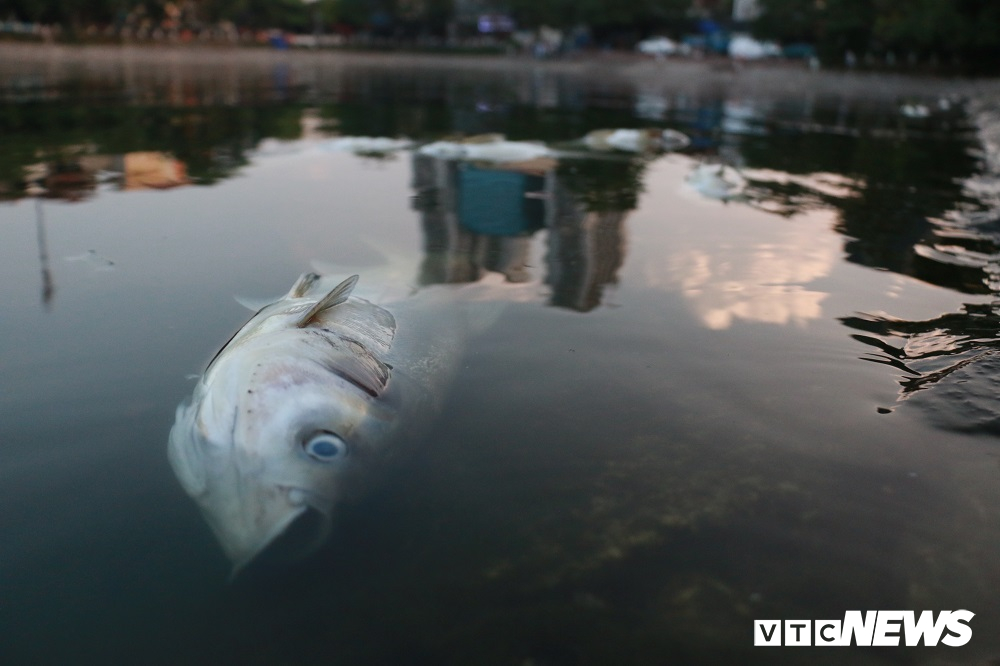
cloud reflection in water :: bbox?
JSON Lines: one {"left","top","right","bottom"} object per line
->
{"left": 640, "top": 161, "right": 843, "bottom": 330}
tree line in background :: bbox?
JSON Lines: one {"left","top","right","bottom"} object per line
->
{"left": 2, "top": 0, "right": 999, "bottom": 70}
{"left": 2, "top": 0, "right": 331, "bottom": 33}
{"left": 754, "top": 0, "right": 1000, "bottom": 70}
{"left": 0, "top": 0, "right": 704, "bottom": 38}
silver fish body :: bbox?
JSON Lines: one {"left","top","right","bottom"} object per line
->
{"left": 168, "top": 273, "right": 458, "bottom": 574}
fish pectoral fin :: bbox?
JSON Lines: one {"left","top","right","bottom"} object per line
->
{"left": 325, "top": 349, "right": 392, "bottom": 397}
{"left": 326, "top": 301, "right": 396, "bottom": 355}
{"left": 295, "top": 275, "right": 359, "bottom": 328}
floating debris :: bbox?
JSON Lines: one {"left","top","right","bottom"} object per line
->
{"left": 64, "top": 250, "right": 115, "bottom": 271}
{"left": 582, "top": 128, "right": 690, "bottom": 153}
{"left": 900, "top": 103, "right": 931, "bottom": 119}
{"left": 685, "top": 163, "right": 748, "bottom": 202}
{"left": 418, "top": 138, "right": 553, "bottom": 163}
{"left": 321, "top": 136, "right": 412, "bottom": 156}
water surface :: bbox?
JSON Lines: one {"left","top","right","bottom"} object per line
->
{"left": 1, "top": 56, "right": 998, "bottom": 665}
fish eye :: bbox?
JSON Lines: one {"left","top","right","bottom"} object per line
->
{"left": 303, "top": 431, "right": 348, "bottom": 462}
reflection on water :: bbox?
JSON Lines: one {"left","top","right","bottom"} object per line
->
{"left": 838, "top": 94, "right": 1000, "bottom": 419}
{"left": 33, "top": 199, "right": 54, "bottom": 308}
{"left": 843, "top": 303, "right": 1000, "bottom": 387}
{"left": 412, "top": 153, "right": 637, "bottom": 312}
{"left": 665, "top": 218, "right": 839, "bottom": 330}
{"left": 22, "top": 151, "right": 189, "bottom": 201}
{"left": 4, "top": 63, "right": 995, "bottom": 375}
{"left": 5, "top": 61, "right": 998, "bottom": 408}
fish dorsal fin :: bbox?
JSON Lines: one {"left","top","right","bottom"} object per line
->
{"left": 295, "top": 275, "right": 359, "bottom": 328}
{"left": 289, "top": 272, "right": 321, "bottom": 298}
{"left": 233, "top": 272, "right": 322, "bottom": 313}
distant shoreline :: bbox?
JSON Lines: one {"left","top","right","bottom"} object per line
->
{"left": 2, "top": 41, "right": 997, "bottom": 101}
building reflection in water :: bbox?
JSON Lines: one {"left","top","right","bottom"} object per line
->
{"left": 411, "top": 153, "right": 634, "bottom": 312}
{"left": 546, "top": 183, "right": 628, "bottom": 312}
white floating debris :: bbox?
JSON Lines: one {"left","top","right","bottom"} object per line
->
{"left": 900, "top": 103, "right": 931, "bottom": 119}
{"left": 321, "top": 136, "right": 412, "bottom": 155}
{"left": 417, "top": 140, "right": 468, "bottom": 159}
{"left": 64, "top": 249, "right": 116, "bottom": 271}
{"left": 685, "top": 163, "right": 748, "bottom": 201}
{"left": 583, "top": 128, "right": 690, "bottom": 153}
{"left": 418, "top": 138, "right": 552, "bottom": 163}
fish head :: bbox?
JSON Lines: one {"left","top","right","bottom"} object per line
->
{"left": 169, "top": 341, "right": 397, "bottom": 575}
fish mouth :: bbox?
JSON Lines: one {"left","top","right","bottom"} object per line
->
{"left": 232, "top": 506, "right": 331, "bottom": 578}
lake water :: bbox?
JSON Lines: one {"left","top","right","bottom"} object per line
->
{"left": 1, "top": 54, "right": 998, "bottom": 665}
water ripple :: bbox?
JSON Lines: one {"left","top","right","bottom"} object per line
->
{"left": 842, "top": 304, "right": 1000, "bottom": 432}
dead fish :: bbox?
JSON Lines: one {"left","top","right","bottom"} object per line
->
{"left": 418, "top": 138, "right": 553, "bottom": 163}
{"left": 168, "top": 272, "right": 460, "bottom": 575}
{"left": 582, "top": 128, "right": 690, "bottom": 153}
